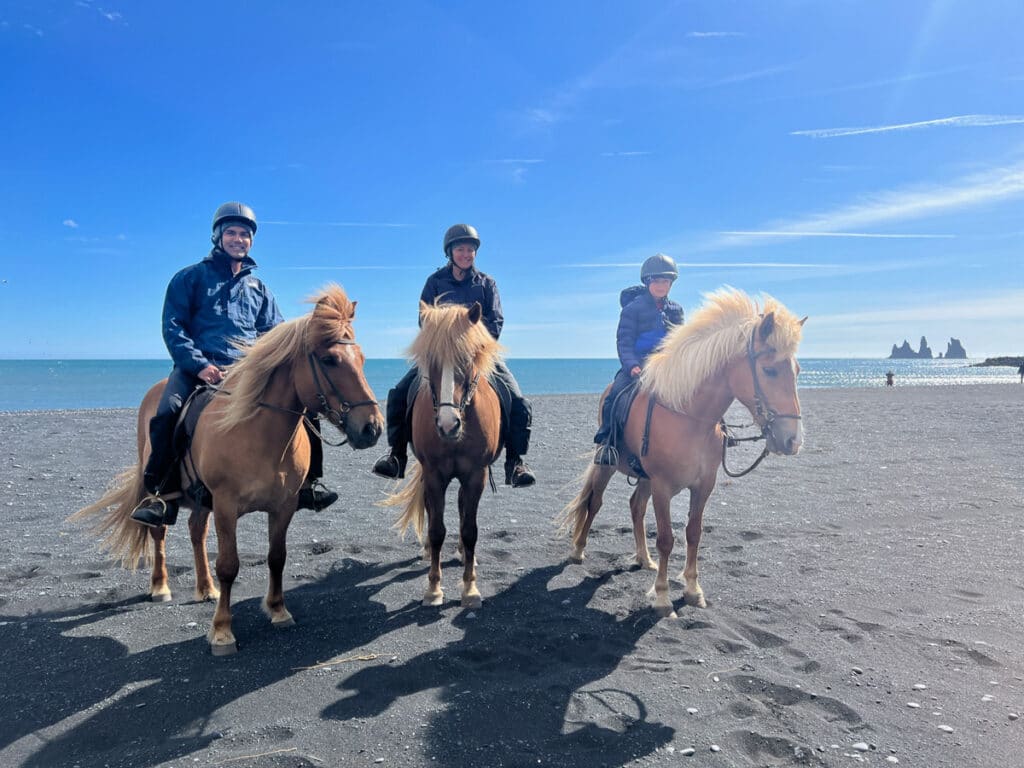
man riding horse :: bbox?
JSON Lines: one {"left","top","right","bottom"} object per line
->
{"left": 131, "top": 202, "right": 339, "bottom": 527}
{"left": 372, "top": 223, "right": 536, "bottom": 488}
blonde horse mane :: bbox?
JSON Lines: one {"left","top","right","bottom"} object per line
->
{"left": 408, "top": 301, "right": 503, "bottom": 385}
{"left": 217, "top": 284, "right": 357, "bottom": 431}
{"left": 640, "top": 286, "right": 803, "bottom": 411}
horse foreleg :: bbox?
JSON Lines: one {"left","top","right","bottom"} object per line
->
{"left": 678, "top": 483, "right": 712, "bottom": 609}
{"left": 263, "top": 509, "right": 296, "bottom": 628}
{"left": 422, "top": 477, "right": 448, "bottom": 606}
{"left": 629, "top": 481, "right": 656, "bottom": 570}
{"left": 209, "top": 511, "right": 240, "bottom": 655}
{"left": 188, "top": 509, "right": 219, "bottom": 602}
{"left": 457, "top": 477, "right": 485, "bottom": 609}
{"left": 148, "top": 527, "right": 172, "bottom": 602}
{"left": 646, "top": 481, "right": 677, "bottom": 618}
{"left": 569, "top": 465, "right": 615, "bottom": 563}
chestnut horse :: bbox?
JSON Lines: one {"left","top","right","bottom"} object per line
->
{"left": 381, "top": 301, "right": 503, "bottom": 608}
{"left": 72, "top": 285, "right": 383, "bottom": 654}
{"left": 559, "top": 287, "right": 805, "bottom": 617}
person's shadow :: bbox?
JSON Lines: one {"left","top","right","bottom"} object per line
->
{"left": 325, "top": 563, "right": 674, "bottom": 766}
{"left": 1, "top": 556, "right": 424, "bottom": 768}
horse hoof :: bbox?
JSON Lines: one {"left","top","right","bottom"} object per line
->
{"left": 272, "top": 616, "right": 296, "bottom": 629}
{"left": 461, "top": 595, "right": 482, "bottom": 610}
{"left": 569, "top": 549, "right": 585, "bottom": 564}
{"left": 422, "top": 594, "right": 444, "bottom": 607}
{"left": 194, "top": 589, "right": 220, "bottom": 602}
{"left": 684, "top": 592, "right": 707, "bottom": 609}
{"left": 150, "top": 591, "right": 172, "bottom": 603}
{"left": 210, "top": 641, "right": 238, "bottom": 656}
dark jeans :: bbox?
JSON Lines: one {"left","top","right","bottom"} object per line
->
{"left": 142, "top": 366, "right": 325, "bottom": 495}
{"left": 594, "top": 368, "right": 636, "bottom": 445}
{"left": 384, "top": 361, "right": 532, "bottom": 456}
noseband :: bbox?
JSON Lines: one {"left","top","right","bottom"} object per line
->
{"left": 430, "top": 369, "right": 481, "bottom": 418}
{"left": 721, "top": 325, "right": 801, "bottom": 477}
{"left": 304, "top": 340, "right": 379, "bottom": 445}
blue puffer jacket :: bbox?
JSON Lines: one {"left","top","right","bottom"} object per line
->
{"left": 616, "top": 291, "right": 684, "bottom": 372}
{"left": 420, "top": 264, "right": 503, "bottom": 340}
{"left": 162, "top": 250, "right": 284, "bottom": 375}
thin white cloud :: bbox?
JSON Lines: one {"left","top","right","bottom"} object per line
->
{"left": 814, "top": 67, "right": 967, "bottom": 96}
{"left": 24, "top": 23, "right": 43, "bottom": 37}
{"left": 495, "top": 158, "right": 544, "bottom": 165}
{"left": 698, "top": 64, "right": 792, "bottom": 88}
{"left": 712, "top": 161, "right": 1024, "bottom": 248}
{"left": 687, "top": 31, "right": 744, "bottom": 38}
{"left": 600, "top": 151, "right": 652, "bottom": 158}
{"left": 720, "top": 231, "right": 954, "bottom": 239}
{"left": 63, "top": 219, "right": 79, "bottom": 228}
{"left": 793, "top": 114, "right": 1024, "bottom": 138}
{"left": 813, "top": 289, "right": 1024, "bottom": 326}
{"left": 261, "top": 220, "right": 408, "bottom": 228}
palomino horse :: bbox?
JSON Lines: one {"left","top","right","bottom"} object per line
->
{"left": 559, "top": 287, "right": 804, "bottom": 617}
{"left": 382, "top": 301, "right": 503, "bottom": 608}
{"left": 72, "top": 285, "right": 383, "bottom": 654}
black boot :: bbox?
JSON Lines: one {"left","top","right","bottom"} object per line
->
{"left": 297, "top": 481, "right": 339, "bottom": 511}
{"left": 372, "top": 449, "right": 407, "bottom": 479}
{"left": 131, "top": 496, "right": 180, "bottom": 528}
{"left": 504, "top": 454, "right": 536, "bottom": 488}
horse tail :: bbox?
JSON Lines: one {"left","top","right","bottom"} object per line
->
{"left": 382, "top": 462, "right": 427, "bottom": 543}
{"left": 556, "top": 462, "right": 599, "bottom": 541}
{"left": 68, "top": 465, "right": 151, "bottom": 570}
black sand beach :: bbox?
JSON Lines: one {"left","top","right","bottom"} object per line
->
{"left": 1, "top": 386, "right": 1022, "bottom": 767}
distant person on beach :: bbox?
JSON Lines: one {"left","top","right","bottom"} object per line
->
{"left": 886, "top": 371, "right": 895, "bottom": 387}
{"left": 371, "top": 223, "right": 536, "bottom": 488}
{"left": 130, "top": 202, "right": 339, "bottom": 528}
{"left": 593, "top": 253, "right": 684, "bottom": 465}
{"left": 1018, "top": 363, "right": 1024, "bottom": 383}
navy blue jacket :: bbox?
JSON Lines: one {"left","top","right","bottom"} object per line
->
{"left": 420, "top": 264, "right": 503, "bottom": 340}
{"left": 616, "top": 292, "right": 684, "bottom": 372}
{"left": 162, "top": 249, "right": 284, "bottom": 376}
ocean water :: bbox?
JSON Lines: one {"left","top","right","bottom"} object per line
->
{"left": 0, "top": 358, "right": 1017, "bottom": 412}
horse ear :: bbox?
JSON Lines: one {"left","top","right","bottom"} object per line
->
{"left": 759, "top": 312, "right": 776, "bottom": 342}
{"left": 418, "top": 300, "right": 429, "bottom": 320}
{"left": 350, "top": 300, "right": 357, "bottom": 319}
{"left": 799, "top": 315, "right": 808, "bottom": 326}
{"left": 468, "top": 302, "right": 482, "bottom": 324}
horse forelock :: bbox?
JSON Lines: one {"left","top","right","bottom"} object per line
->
{"left": 409, "top": 303, "right": 502, "bottom": 382}
{"left": 640, "top": 286, "right": 801, "bottom": 410}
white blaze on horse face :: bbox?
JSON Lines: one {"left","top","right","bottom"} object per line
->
{"left": 436, "top": 363, "right": 461, "bottom": 435}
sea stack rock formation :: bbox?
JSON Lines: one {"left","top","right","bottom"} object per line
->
{"left": 945, "top": 338, "right": 967, "bottom": 359}
{"left": 889, "top": 336, "right": 934, "bottom": 359}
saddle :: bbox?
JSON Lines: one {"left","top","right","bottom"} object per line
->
{"left": 174, "top": 385, "right": 217, "bottom": 510}
{"left": 605, "top": 380, "right": 649, "bottom": 479}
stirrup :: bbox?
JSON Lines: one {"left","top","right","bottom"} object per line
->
{"left": 131, "top": 495, "right": 179, "bottom": 528}
{"left": 372, "top": 452, "right": 406, "bottom": 479}
{"left": 594, "top": 443, "right": 619, "bottom": 466}
{"left": 505, "top": 459, "right": 536, "bottom": 488}
{"left": 298, "top": 481, "right": 339, "bottom": 512}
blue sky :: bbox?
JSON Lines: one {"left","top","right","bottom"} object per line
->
{"left": 2, "top": 0, "right": 1022, "bottom": 359}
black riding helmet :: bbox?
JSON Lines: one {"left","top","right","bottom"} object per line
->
{"left": 443, "top": 223, "right": 481, "bottom": 257}
{"left": 211, "top": 202, "right": 258, "bottom": 248}
{"left": 640, "top": 253, "right": 678, "bottom": 284}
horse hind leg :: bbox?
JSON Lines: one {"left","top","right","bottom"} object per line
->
{"left": 629, "top": 480, "right": 656, "bottom": 570}
{"left": 188, "top": 508, "right": 219, "bottom": 602}
{"left": 564, "top": 464, "right": 615, "bottom": 563}
{"left": 149, "top": 527, "right": 172, "bottom": 602}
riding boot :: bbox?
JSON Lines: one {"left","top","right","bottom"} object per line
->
{"left": 298, "top": 421, "right": 339, "bottom": 510}
{"left": 131, "top": 495, "right": 180, "bottom": 528}
{"left": 504, "top": 452, "right": 536, "bottom": 488}
{"left": 372, "top": 442, "right": 408, "bottom": 479}
{"left": 373, "top": 381, "right": 411, "bottom": 479}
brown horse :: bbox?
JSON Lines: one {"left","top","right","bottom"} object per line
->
{"left": 381, "top": 301, "right": 503, "bottom": 608}
{"left": 559, "top": 287, "right": 805, "bottom": 617}
{"left": 72, "top": 284, "right": 383, "bottom": 654}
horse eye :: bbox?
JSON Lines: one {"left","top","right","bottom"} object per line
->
{"left": 320, "top": 355, "right": 338, "bottom": 367}
{"left": 762, "top": 366, "right": 778, "bottom": 379}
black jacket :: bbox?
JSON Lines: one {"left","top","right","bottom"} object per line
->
{"left": 420, "top": 264, "right": 503, "bottom": 340}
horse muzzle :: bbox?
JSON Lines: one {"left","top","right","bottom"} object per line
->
{"left": 765, "top": 419, "right": 802, "bottom": 456}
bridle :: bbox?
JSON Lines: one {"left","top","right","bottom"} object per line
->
{"left": 255, "top": 338, "right": 378, "bottom": 447}
{"left": 429, "top": 368, "right": 481, "bottom": 418}
{"left": 721, "top": 325, "right": 801, "bottom": 477}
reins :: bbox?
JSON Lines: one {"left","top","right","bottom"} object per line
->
{"left": 253, "top": 339, "right": 378, "bottom": 447}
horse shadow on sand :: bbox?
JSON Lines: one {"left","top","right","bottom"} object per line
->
{"left": 325, "top": 563, "right": 675, "bottom": 767}
{"left": 0, "top": 556, "right": 423, "bottom": 768}
{"left": 2, "top": 559, "right": 673, "bottom": 768}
